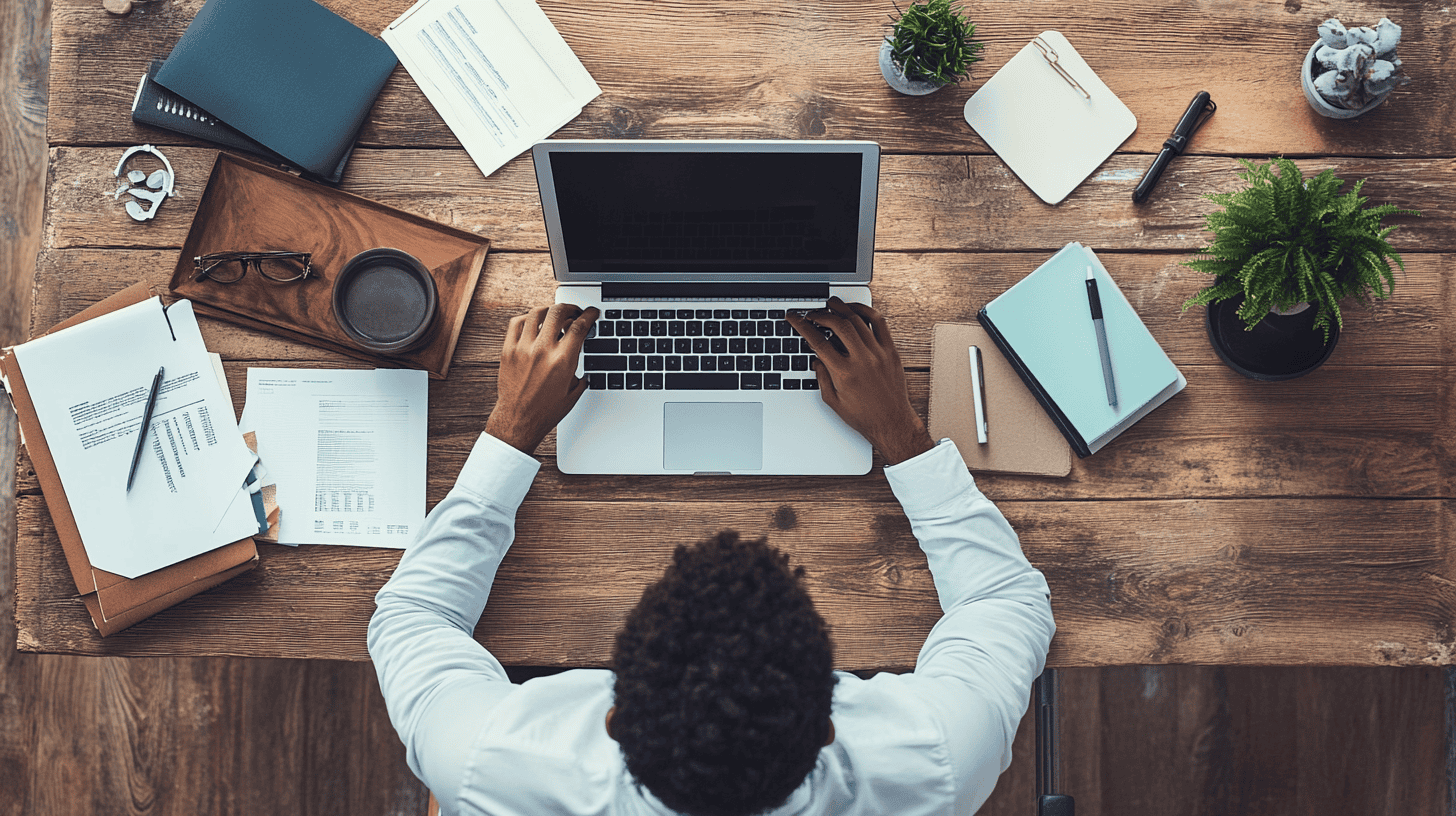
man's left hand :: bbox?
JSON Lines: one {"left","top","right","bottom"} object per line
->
{"left": 486, "top": 303, "right": 600, "bottom": 454}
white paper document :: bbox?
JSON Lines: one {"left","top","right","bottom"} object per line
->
{"left": 383, "top": 0, "right": 601, "bottom": 178}
{"left": 11, "top": 298, "right": 260, "bottom": 578}
{"left": 240, "top": 368, "right": 428, "bottom": 548}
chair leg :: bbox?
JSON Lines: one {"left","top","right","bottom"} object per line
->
{"left": 1035, "top": 669, "right": 1075, "bottom": 816}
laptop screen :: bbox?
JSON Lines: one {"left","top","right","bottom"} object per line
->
{"left": 534, "top": 141, "right": 878, "bottom": 283}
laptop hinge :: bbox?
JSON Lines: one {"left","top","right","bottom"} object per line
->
{"left": 601, "top": 283, "right": 832, "bottom": 301}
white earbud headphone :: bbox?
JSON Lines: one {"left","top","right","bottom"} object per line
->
{"left": 113, "top": 144, "right": 176, "bottom": 222}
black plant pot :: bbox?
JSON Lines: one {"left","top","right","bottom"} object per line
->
{"left": 1205, "top": 299, "right": 1339, "bottom": 381}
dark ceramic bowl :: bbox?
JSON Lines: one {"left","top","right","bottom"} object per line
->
{"left": 331, "top": 248, "right": 438, "bottom": 354}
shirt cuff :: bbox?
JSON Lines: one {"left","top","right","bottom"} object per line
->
{"left": 454, "top": 432, "right": 543, "bottom": 510}
{"left": 884, "top": 438, "right": 978, "bottom": 515}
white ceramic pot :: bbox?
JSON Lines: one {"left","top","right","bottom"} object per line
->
{"left": 1301, "top": 41, "right": 1390, "bottom": 119}
{"left": 879, "top": 40, "right": 946, "bottom": 96}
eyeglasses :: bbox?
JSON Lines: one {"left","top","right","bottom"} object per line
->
{"left": 1032, "top": 36, "right": 1090, "bottom": 100}
{"left": 193, "top": 251, "right": 314, "bottom": 283}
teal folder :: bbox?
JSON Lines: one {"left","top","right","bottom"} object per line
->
{"left": 977, "top": 242, "right": 1185, "bottom": 457}
{"left": 155, "top": 0, "right": 397, "bottom": 182}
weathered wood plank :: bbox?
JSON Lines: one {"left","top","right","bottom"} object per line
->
{"left": 22, "top": 248, "right": 1450, "bottom": 505}
{"left": 1059, "top": 666, "right": 1449, "bottom": 816}
{"left": 29, "top": 248, "right": 1456, "bottom": 371}
{"left": 45, "top": 0, "right": 1456, "bottom": 157}
{"left": 40, "top": 147, "right": 1447, "bottom": 253}
{"left": 11, "top": 360, "right": 1450, "bottom": 503}
{"left": 0, "top": 0, "right": 45, "bottom": 350}
{"left": 28, "top": 651, "right": 425, "bottom": 815}
{"left": 15, "top": 496, "right": 1455, "bottom": 666}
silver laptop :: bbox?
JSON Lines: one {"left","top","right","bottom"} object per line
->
{"left": 533, "top": 140, "right": 879, "bottom": 475}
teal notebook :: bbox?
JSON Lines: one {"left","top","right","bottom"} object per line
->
{"left": 977, "top": 242, "right": 1185, "bottom": 457}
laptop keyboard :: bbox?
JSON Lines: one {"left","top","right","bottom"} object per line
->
{"left": 581, "top": 308, "right": 822, "bottom": 391}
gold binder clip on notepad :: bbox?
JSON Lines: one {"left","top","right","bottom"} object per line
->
{"left": 963, "top": 31, "right": 1137, "bottom": 205}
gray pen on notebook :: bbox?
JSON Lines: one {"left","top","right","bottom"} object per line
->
{"left": 1085, "top": 266, "right": 1118, "bottom": 407}
{"left": 969, "top": 345, "right": 988, "bottom": 443}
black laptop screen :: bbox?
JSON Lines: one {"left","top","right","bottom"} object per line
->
{"left": 548, "top": 151, "right": 864, "bottom": 275}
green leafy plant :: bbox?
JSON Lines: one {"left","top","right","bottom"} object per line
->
{"left": 1181, "top": 158, "right": 1417, "bottom": 340}
{"left": 884, "top": 0, "right": 983, "bottom": 86}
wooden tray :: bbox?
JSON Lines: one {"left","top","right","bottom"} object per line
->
{"left": 170, "top": 153, "right": 489, "bottom": 378}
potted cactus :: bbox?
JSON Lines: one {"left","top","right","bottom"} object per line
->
{"left": 1182, "top": 158, "right": 1417, "bottom": 380}
{"left": 879, "top": 0, "right": 983, "bottom": 96}
{"left": 1301, "top": 17, "right": 1411, "bottom": 119}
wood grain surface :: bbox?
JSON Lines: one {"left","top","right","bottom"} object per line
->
{"left": 17, "top": 0, "right": 1456, "bottom": 671}
{"left": 44, "top": 0, "right": 1456, "bottom": 156}
{"left": 10, "top": 0, "right": 1455, "bottom": 814}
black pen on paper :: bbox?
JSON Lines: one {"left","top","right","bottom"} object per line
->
{"left": 1084, "top": 268, "right": 1118, "bottom": 407}
{"left": 126, "top": 366, "right": 164, "bottom": 491}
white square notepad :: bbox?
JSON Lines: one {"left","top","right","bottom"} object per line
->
{"left": 963, "top": 31, "right": 1137, "bottom": 204}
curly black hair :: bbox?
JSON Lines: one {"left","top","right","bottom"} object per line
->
{"left": 610, "top": 531, "right": 837, "bottom": 816}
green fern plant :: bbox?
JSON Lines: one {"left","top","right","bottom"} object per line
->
{"left": 884, "top": 0, "right": 983, "bottom": 86}
{"left": 1181, "top": 158, "right": 1417, "bottom": 341}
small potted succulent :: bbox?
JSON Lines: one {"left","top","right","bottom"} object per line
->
{"left": 879, "top": 0, "right": 983, "bottom": 96}
{"left": 1181, "top": 158, "right": 1417, "bottom": 380}
{"left": 1302, "top": 17, "right": 1411, "bottom": 119}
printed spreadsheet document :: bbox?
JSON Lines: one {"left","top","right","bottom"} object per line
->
{"left": 383, "top": 0, "right": 601, "bottom": 178}
{"left": 240, "top": 368, "right": 428, "bottom": 548}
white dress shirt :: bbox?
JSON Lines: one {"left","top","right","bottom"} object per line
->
{"left": 369, "top": 434, "right": 1055, "bottom": 816}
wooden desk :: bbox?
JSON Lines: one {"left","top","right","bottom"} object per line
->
{"left": 16, "top": 0, "right": 1454, "bottom": 668}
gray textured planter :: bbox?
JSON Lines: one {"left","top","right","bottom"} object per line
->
{"left": 879, "top": 40, "right": 947, "bottom": 96}
{"left": 1301, "top": 41, "right": 1390, "bottom": 119}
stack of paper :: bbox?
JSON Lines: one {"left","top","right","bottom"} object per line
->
{"left": 383, "top": 0, "right": 602, "bottom": 179}
{"left": 9, "top": 298, "right": 260, "bottom": 578}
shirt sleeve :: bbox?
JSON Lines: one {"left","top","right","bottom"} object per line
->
{"left": 882, "top": 438, "right": 1056, "bottom": 812}
{"left": 366, "top": 432, "right": 542, "bottom": 807}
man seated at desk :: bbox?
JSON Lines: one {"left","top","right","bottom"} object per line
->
{"left": 368, "top": 298, "right": 1055, "bottom": 816}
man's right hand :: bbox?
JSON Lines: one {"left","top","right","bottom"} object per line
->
{"left": 486, "top": 303, "right": 599, "bottom": 455}
{"left": 787, "top": 298, "right": 934, "bottom": 466}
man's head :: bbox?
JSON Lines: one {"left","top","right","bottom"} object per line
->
{"left": 609, "top": 531, "right": 836, "bottom": 816}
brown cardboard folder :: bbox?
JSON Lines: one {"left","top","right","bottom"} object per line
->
{"left": 928, "top": 322, "right": 1072, "bottom": 477}
{"left": 0, "top": 282, "right": 257, "bottom": 637}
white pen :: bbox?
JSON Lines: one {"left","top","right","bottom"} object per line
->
{"left": 1085, "top": 265, "right": 1118, "bottom": 407}
{"left": 969, "top": 345, "right": 988, "bottom": 444}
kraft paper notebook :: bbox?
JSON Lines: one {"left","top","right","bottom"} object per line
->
{"left": 977, "top": 242, "right": 1186, "bottom": 458}
{"left": 962, "top": 31, "right": 1137, "bottom": 204}
{"left": 928, "top": 323, "right": 1072, "bottom": 477}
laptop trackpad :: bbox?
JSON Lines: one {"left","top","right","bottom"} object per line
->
{"left": 663, "top": 402, "right": 763, "bottom": 472}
